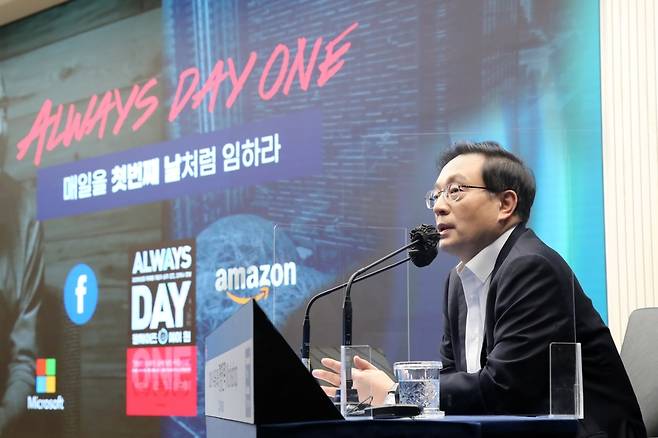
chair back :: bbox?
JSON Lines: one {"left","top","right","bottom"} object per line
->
{"left": 621, "top": 307, "right": 658, "bottom": 436}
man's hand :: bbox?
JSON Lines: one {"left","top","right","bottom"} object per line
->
{"left": 311, "top": 357, "right": 342, "bottom": 399}
{"left": 312, "top": 356, "right": 395, "bottom": 406}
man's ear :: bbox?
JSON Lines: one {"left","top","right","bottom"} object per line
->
{"left": 498, "top": 190, "right": 518, "bottom": 221}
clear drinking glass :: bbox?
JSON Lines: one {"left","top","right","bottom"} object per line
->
{"left": 393, "top": 360, "right": 443, "bottom": 417}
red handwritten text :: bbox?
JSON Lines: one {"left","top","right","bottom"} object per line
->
{"left": 16, "top": 22, "right": 358, "bottom": 166}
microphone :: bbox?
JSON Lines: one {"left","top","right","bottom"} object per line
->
{"left": 342, "top": 225, "right": 439, "bottom": 347}
{"left": 300, "top": 258, "right": 409, "bottom": 370}
{"left": 408, "top": 224, "right": 440, "bottom": 267}
{"left": 300, "top": 225, "right": 439, "bottom": 370}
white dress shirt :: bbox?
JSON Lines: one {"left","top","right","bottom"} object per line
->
{"left": 456, "top": 226, "right": 516, "bottom": 373}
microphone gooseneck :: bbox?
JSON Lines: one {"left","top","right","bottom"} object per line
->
{"left": 301, "top": 224, "right": 440, "bottom": 370}
{"left": 300, "top": 257, "right": 410, "bottom": 368}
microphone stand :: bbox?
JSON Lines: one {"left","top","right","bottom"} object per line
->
{"left": 301, "top": 257, "right": 410, "bottom": 370}
{"left": 300, "top": 228, "right": 438, "bottom": 370}
{"left": 338, "top": 240, "right": 421, "bottom": 409}
{"left": 342, "top": 240, "right": 420, "bottom": 347}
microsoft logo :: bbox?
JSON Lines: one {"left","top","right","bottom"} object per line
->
{"left": 27, "top": 357, "right": 65, "bottom": 411}
{"left": 36, "top": 358, "right": 56, "bottom": 394}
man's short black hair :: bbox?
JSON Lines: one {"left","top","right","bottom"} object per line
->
{"left": 438, "top": 140, "right": 536, "bottom": 222}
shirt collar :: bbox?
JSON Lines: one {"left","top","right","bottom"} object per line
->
{"left": 456, "top": 225, "right": 517, "bottom": 284}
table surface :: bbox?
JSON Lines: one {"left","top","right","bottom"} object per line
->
{"left": 207, "top": 415, "right": 580, "bottom": 438}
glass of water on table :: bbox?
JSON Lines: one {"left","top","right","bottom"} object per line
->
{"left": 393, "top": 361, "right": 444, "bottom": 418}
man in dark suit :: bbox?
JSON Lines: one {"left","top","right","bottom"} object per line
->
{"left": 314, "top": 141, "right": 646, "bottom": 437}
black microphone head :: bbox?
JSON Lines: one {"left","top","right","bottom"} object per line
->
{"left": 408, "top": 224, "right": 439, "bottom": 267}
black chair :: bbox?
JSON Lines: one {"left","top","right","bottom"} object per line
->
{"left": 621, "top": 307, "right": 658, "bottom": 437}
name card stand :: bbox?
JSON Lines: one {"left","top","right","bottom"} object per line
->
{"left": 205, "top": 300, "right": 342, "bottom": 437}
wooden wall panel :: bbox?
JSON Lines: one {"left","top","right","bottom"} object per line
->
{"left": 0, "top": 9, "right": 163, "bottom": 121}
{"left": 0, "top": 0, "right": 160, "bottom": 61}
{"left": 601, "top": 0, "right": 658, "bottom": 347}
{"left": 1, "top": 4, "right": 167, "bottom": 435}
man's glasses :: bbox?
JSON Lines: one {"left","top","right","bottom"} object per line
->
{"left": 425, "top": 183, "right": 489, "bottom": 209}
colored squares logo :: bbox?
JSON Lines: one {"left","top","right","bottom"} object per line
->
{"left": 36, "top": 358, "right": 57, "bottom": 394}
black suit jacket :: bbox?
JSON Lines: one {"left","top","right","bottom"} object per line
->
{"left": 439, "top": 225, "right": 646, "bottom": 438}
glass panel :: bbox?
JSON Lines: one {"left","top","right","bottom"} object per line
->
{"left": 549, "top": 342, "right": 584, "bottom": 418}
{"left": 340, "top": 345, "right": 373, "bottom": 418}
{"left": 271, "top": 223, "right": 410, "bottom": 398}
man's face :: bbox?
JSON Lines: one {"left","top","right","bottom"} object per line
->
{"left": 433, "top": 153, "right": 502, "bottom": 262}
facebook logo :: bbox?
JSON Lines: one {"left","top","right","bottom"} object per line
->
{"left": 75, "top": 275, "right": 87, "bottom": 314}
{"left": 64, "top": 263, "right": 98, "bottom": 325}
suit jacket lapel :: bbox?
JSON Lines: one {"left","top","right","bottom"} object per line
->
{"left": 448, "top": 270, "right": 468, "bottom": 371}
{"left": 480, "top": 222, "right": 528, "bottom": 366}
{"left": 490, "top": 222, "right": 527, "bottom": 280}
{"left": 456, "top": 279, "right": 468, "bottom": 371}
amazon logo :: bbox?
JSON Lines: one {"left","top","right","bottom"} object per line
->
{"left": 214, "top": 262, "right": 297, "bottom": 304}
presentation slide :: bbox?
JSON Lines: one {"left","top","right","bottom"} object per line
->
{"left": 0, "top": 1, "right": 603, "bottom": 436}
